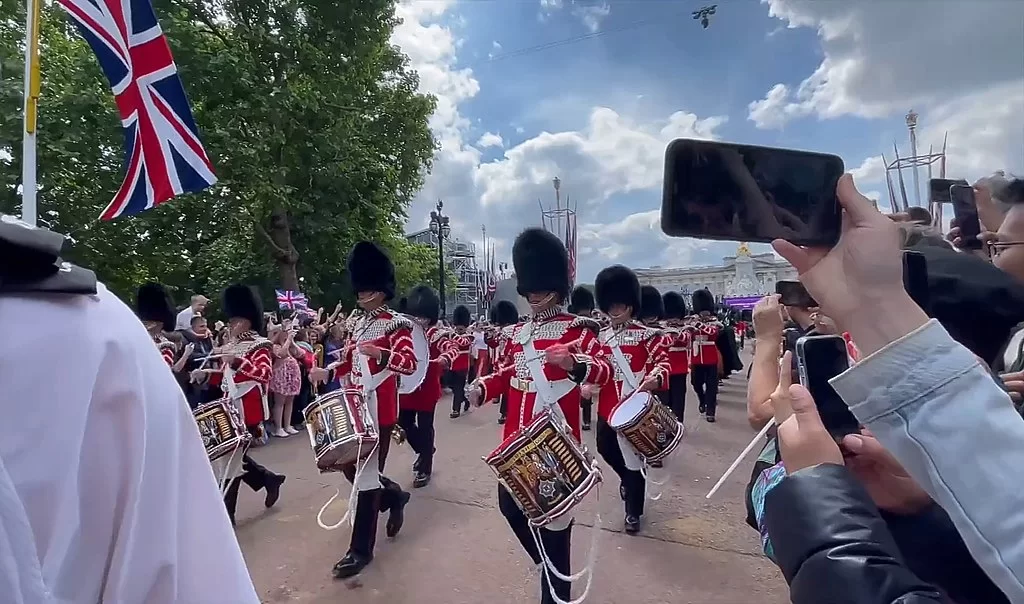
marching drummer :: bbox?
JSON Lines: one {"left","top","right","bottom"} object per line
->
{"left": 592, "top": 265, "right": 671, "bottom": 535}
{"left": 308, "top": 241, "right": 415, "bottom": 580}
{"left": 134, "top": 281, "right": 189, "bottom": 368}
{"left": 467, "top": 227, "right": 613, "bottom": 604}
{"left": 568, "top": 285, "right": 597, "bottom": 431}
{"left": 209, "top": 284, "right": 287, "bottom": 526}
{"left": 659, "top": 291, "right": 692, "bottom": 423}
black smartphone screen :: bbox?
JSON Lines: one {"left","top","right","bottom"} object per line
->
{"left": 950, "top": 184, "right": 982, "bottom": 249}
{"left": 661, "top": 139, "right": 844, "bottom": 246}
{"left": 776, "top": 279, "right": 817, "bottom": 308}
{"left": 902, "top": 250, "right": 930, "bottom": 310}
{"left": 796, "top": 335, "right": 857, "bottom": 437}
{"left": 928, "top": 178, "right": 968, "bottom": 205}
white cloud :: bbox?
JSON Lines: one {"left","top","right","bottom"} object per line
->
{"left": 539, "top": 0, "right": 610, "bottom": 33}
{"left": 749, "top": 0, "right": 1024, "bottom": 135}
{"left": 476, "top": 132, "right": 504, "bottom": 149}
{"left": 750, "top": 0, "right": 1024, "bottom": 127}
{"left": 573, "top": 2, "right": 611, "bottom": 33}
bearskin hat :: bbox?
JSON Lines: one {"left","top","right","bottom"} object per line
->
{"left": 135, "top": 282, "right": 175, "bottom": 332}
{"left": 568, "top": 285, "right": 595, "bottom": 315}
{"left": 640, "top": 285, "right": 664, "bottom": 320}
{"left": 692, "top": 288, "right": 715, "bottom": 315}
{"left": 452, "top": 304, "right": 472, "bottom": 327}
{"left": 348, "top": 241, "right": 396, "bottom": 300}
{"left": 513, "top": 227, "right": 570, "bottom": 301}
{"left": 493, "top": 300, "right": 519, "bottom": 326}
{"left": 663, "top": 291, "right": 687, "bottom": 319}
{"left": 397, "top": 296, "right": 408, "bottom": 314}
{"left": 405, "top": 285, "right": 440, "bottom": 324}
{"left": 488, "top": 305, "right": 500, "bottom": 324}
{"left": 223, "top": 284, "right": 266, "bottom": 336}
{"left": 594, "top": 265, "right": 641, "bottom": 315}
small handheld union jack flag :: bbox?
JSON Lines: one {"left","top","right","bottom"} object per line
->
{"left": 276, "top": 290, "right": 308, "bottom": 311}
{"left": 56, "top": 0, "right": 217, "bottom": 220}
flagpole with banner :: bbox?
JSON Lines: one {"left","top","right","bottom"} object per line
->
{"left": 21, "top": 0, "right": 42, "bottom": 226}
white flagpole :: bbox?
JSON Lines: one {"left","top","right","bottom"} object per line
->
{"left": 21, "top": 0, "right": 41, "bottom": 226}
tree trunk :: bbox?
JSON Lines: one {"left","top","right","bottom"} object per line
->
{"left": 264, "top": 206, "right": 300, "bottom": 291}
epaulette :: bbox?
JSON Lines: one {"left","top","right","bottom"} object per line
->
{"left": 0, "top": 215, "right": 97, "bottom": 295}
{"left": 383, "top": 311, "right": 414, "bottom": 334}
{"left": 570, "top": 315, "right": 601, "bottom": 335}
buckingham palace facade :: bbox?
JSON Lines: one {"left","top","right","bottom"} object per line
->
{"left": 634, "top": 243, "right": 797, "bottom": 300}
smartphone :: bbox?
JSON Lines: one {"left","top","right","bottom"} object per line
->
{"left": 795, "top": 335, "right": 858, "bottom": 437}
{"left": 949, "top": 184, "right": 982, "bottom": 250}
{"left": 661, "top": 139, "right": 844, "bottom": 246}
{"left": 776, "top": 279, "right": 817, "bottom": 308}
{"left": 902, "top": 250, "right": 930, "bottom": 310}
{"left": 928, "top": 178, "right": 968, "bottom": 205}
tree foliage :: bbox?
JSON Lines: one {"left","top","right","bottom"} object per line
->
{"left": 0, "top": 0, "right": 444, "bottom": 310}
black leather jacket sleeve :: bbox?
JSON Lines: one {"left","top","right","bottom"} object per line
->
{"left": 764, "top": 464, "right": 945, "bottom": 604}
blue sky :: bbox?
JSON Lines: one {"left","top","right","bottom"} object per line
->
{"left": 394, "top": 0, "right": 1024, "bottom": 283}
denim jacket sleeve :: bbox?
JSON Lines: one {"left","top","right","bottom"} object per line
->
{"left": 830, "top": 319, "right": 1024, "bottom": 602}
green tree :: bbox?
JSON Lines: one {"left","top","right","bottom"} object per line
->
{"left": 0, "top": 0, "right": 439, "bottom": 310}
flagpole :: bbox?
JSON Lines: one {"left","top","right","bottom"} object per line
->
{"left": 21, "top": 0, "right": 41, "bottom": 226}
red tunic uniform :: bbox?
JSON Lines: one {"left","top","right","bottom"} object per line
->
{"left": 333, "top": 306, "right": 417, "bottom": 428}
{"left": 596, "top": 322, "right": 671, "bottom": 421}
{"left": 223, "top": 334, "right": 273, "bottom": 427}
{"left": 157, "top": 339, "right": 176, "bottom": 367}
{"left": 476, "top": 309, "right": 612, "bottom": 443}
{"left": 660, "top": 320, "right": 692, "bottom": 376}
{"left": 399, "top": 325, "right": 455, "bottom": 412}
{"left": 689, "top": 317, "right": 721, "bottom": 367}
{"left": 447, "top": 331, "right": 473, "bottom": 373}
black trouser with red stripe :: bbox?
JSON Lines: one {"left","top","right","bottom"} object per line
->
{"left": 691, "top": 364, "right": 719, "bottom": 417}
{"left": 655, "top": 373, "right": 687, "bottom": 422}
{"left": 498, "top": 485, "right": 572, "bottom": 604}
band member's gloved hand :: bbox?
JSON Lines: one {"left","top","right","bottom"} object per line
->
{"left": 544, "top": 343, "right": 575, "bottom": 370}
{"left": 189, "top": 369, "right": 206, "bottom": 383}
{"left": 580, "top": 384, "right": 598, "bottom": 399}
{"left": 467, "top": 384, "right": 484, "bottom": 407}
{"left": 638, "top": 374, "right": 661, "bottom": 392}
{"left": 358, "top": 343, "right": 383, "bottom": 360}
{"left": 309, "top": 366, "right": 330, "bottom": 384}
{"left": 439, "top": 356, "right": 451, "bottom": 369}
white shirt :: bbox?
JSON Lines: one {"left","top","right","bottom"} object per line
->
{"left": 175, "top": 306, "right": 194, "bottom": 331}
{"left": 0, "top": 284, "right": 258, "bottom": 603}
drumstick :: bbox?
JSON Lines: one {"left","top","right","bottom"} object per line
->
{"left": 705, "top": 419, "right": 775, "bottom": 500}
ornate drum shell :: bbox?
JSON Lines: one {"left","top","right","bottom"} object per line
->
{"left": 193, "top": 397, "right": 250, "bottom": 462}
{"left": 484, "top": 410, "right": 602, "bottom": 527}
{"left": 609, "top": 392, "right": 683, "bottom": 463}
{"left": 303, "top": 388, "right": 378, "bottom": 473}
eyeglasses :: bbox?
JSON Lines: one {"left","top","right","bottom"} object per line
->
{"left": 987, "top": 240, "right": 1024, "bottom": 257}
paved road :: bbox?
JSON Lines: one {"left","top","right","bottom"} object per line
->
{"left": 234, "top": 356, "right": 789, "bottom": 603}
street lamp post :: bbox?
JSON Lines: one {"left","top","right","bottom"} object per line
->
{"left": 429, "top": 200, "right": 451, "bottom": 318}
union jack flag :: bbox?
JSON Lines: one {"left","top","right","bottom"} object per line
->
{"left": 275, "top": 290, "right": 308, "bottom": 311}
{"left": 56, "top": 0, "right": 217, "bottom": 221}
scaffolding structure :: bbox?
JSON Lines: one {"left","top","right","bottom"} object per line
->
{"left": 405, "top": 227, "right": 480, "bottom": 316}
{"left": 883, "top": 110, "right": 948, "bottom": 225}
{"left": 538, "top": 177, "right": 578, "bottom": 285}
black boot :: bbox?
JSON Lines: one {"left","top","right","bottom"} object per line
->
{"left": 624, "top": 514, "right": 640, "bottom": 535}
{"left": 413, "top": 471, "right": 431, "bottom": 488}
{"left": 264, "top": 473, "right": 285, "bottom": 508}
{"left": 379, "top": 476, "right": 411, "bottom": 538}
{"left": 332, "top": 489, "right": 380, "bottom": 579}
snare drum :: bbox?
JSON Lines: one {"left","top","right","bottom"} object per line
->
{"left": 193, "top": 398, "right": 250, "bottom": 462}
{"left": 304, "top": 389, "right": 378, "bottom": 472}
{"left": 608, "top": 391, "right": 683, "bottom": 463}
{"left": 484, "top": 410, "right": 601, "bottom": 527}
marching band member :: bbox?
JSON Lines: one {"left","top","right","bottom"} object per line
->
{"left": 473, "top": 322, "right": 491, "bottom": 378}
{"left": 639, "top": 285, "right": 665, "bottom": 328}
{"left": 568, "top": 285, "right": 597, "bottom": 431}
{"left": 467, "top": 227, "right": 612, "bottom": 604}
{"left": 660, "top": 291, "right": 691, "bottom": 423}
{"left": 593, "top": 265, "right": 671, "bottom": 534}
{"left": 135, "top": 282, "right": 180, "bottom": 367}
{"left": 398, "top": 285, "right": 453, "bottom": 488}
{"left": 448, "top": 304, "right": 474, "bottom": 418}
{"left": 689, "top": 289, "right": 723, "bottom": 422}
{"left": 309, "top": 241, "right": 415, "bottom": 580}
{"left": 487, "top": 299, "right": 520, "bottom": 425}
{"left": 215, "top": 284, "right": 287, "bottom": 526}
